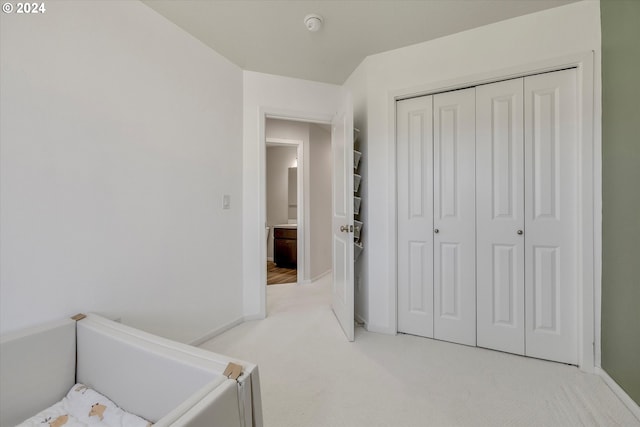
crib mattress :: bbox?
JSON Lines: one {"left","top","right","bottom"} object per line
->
{"left": 17, "top": 384, "right": 151, "bottom": 427}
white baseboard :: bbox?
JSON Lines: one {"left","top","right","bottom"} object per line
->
{"left": 366, "top": 322, "right": 397, "bottom": 335}
{"left": 311, "top": 269, "right": 331, "bottom": 282}
{"left": 298, "top": 269, "right": 331, "bottom": 285}
{"left": 355, "top": 313, "right": 367, "bottom": 329}
{"left": 596, "top": 367, "right": 640, "bottom": 421}
{"left": 267, "top": 256, "right": 273, "bottom": 262}
{"left": 189, "top": 317, "right": 244, "bottom": 347}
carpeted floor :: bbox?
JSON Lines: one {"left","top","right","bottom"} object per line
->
{"left": 200, "top": 275, "right": 639, "bottom": 427}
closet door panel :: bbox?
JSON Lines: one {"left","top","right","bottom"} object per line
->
{"left": 433, "top": 88, "right": 476, "bottom": 346}
{"left": 524, "top": 69, "right": 578, "bottom": 365}
{"left": 397, "top": 96, "right": 434, "bottom": 338}
{"left": 476, "top": 78, "right": 525, "bottom": 355}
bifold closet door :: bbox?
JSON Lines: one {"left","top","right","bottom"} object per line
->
{"left": 396, "top": 69, "right": 578, "bottom": 364}
{"left": 433, "top": 88, "right": 476, "bottom": 346}
{"left": 476, "top": 78, "right": 525, "bottom": 355}
{"left": 524, "top": 69, "right": 578, "bottom": 365}
{"left": 397, "top": 96, "right": 434, "bottom": 338}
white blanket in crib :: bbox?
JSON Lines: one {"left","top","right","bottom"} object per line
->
{"left": 16, "top": 384, "right": 151, "bottom": 427}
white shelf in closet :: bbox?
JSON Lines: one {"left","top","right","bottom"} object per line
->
{"left": 353, "top": 128, "right": 363, "bottom": 262}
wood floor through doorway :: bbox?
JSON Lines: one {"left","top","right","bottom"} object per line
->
{"left": 267, "top": 261, "right": 297, "bottom": 285}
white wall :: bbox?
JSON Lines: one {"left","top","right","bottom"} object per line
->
{"left": 0, "top": 0, "right": 244, "bottom": 342}
{"left": 266, "top": 145, "right": 297, "bottom": 259}
{"left": 344, "top": 0, "right": 601, "bottom": 333}
{"left": 242, "top": 72, "right": 341, "bottom": 318}
{"left": 266, "top": 118, "right": 311, "bottom": 141}
{"left": 1, "top": 0, "right": 599, "bottom": 345}
{"left": 308, "top": 124, "right": 332, "bottom": 280}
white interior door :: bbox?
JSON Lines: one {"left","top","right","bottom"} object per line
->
{"left": 476, "top": 78, "right": 526, "bottom": 355}
{"left": 433, "top": 88, "right": 476, "bottom": 346}
{"left": 524, "top": 69, "right": 578, "bottom": 364}
{"left": 397, "top": 96, "right": 434, "bottom": 338}
{"left": 331, "top": 92, "right": 354, "bottom": 342}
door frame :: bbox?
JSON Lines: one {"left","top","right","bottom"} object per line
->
{"left": 258, "top": 108, "right": 334, "bottom": 316}
{"left": 265, "top": 137, "right": 304, "bottom": 284}
{"left": 389, "top": 51, "right": 599, "bottom": 372}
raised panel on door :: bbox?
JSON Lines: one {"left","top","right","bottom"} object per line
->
{"left": 397, "top": 96, "right": 434, "bottom": 338}
{"left": 476, "top": 78, "right": 525, "bottom": 355}
{"left": 331, "top": 92, "right": 354, "bottom": 342}
{"left": 524, "top": 69, "right": 578, "bottom": 364}
{"left": 433, "top": 88, "right": 476, "bottom": 346}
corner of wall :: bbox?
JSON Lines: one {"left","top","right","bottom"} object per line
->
{"left": 599, "top": 0, "right": 640, "bottom": 408}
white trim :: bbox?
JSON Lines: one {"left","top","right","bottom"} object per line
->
{"left": 593, "top": 49, "right": 603, "bottom": 369}
{"left": 266, "top": 136, "right": 305, "bottom": 285}
{"left": 299, "top": 270, "right": 331, "bottom": 285}
{"left": 355, "top": 313, "right": 367, "bottom": 329}
{"left": 188, "top": 317, "right": 244, "bottom": 346}
{"left": 386, "top": 90, "right": 399, "bottom": 338}
{"left": 310, "top": 268, "right": 332, "bottom": 283}
{"left": 258, "top": 107, "right": 334, "bottom": 318}
{"left": 596, "top": 367, "right": 640, "bottom": 422}
{"left": 366, "top": 322, "right": 396, "bottom": 335}
{"left": 243, "top": 313, "right": 264, "bottom": 322}
{"left": 265, "top": 109, "right": 333, "bottom": 125}
{"left": 389, "top": 51, "right": 598, "bottom": 372}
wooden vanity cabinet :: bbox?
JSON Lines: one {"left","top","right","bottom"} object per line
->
{"left": 274, "top": 227, "right": 297, "bottom": 268}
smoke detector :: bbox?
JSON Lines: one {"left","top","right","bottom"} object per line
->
{"left": 304, "top": 14, "right": 323, "bottom": 32}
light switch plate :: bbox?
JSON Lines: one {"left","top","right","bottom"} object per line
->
{"left": 223, "top": 194, "right": 230, "bottom": 209}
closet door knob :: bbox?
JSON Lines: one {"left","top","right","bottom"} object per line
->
{"left": 434, "top": 229, "right": 439, "bottom": 234}
{"left": 517, "top": 230, "right": 523, "bottom": 235}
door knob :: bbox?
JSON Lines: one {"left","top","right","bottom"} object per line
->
{"left": 340, "top": 225, "right": 351, "bottom": 232}
{"left": 434, "top": 229, "right": 439, "bottom": 234}
{"left": 517, "top": 230, "right": 523, "bottom": 235}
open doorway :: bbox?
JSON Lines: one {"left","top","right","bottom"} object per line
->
{"left": 266, "top": 140, "right": 300, "bottom": 285}
{"left": 264, "top": 118, "right": 332, "bottom": 289}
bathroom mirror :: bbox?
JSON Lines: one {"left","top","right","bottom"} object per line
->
{"left": 288, "top": 167, "right": 297, "bottom": 221}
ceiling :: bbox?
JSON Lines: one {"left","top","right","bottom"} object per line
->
{"left": 142, "top": 0, "right": 578, "bottom": 85}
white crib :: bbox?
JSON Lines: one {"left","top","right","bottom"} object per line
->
{"left": 0, "top": 314, "right": 262, "bottom": 427}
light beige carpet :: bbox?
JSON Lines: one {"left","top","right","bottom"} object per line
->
{"left": 200, "top": 276, "right": 639, "bottom": 427}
